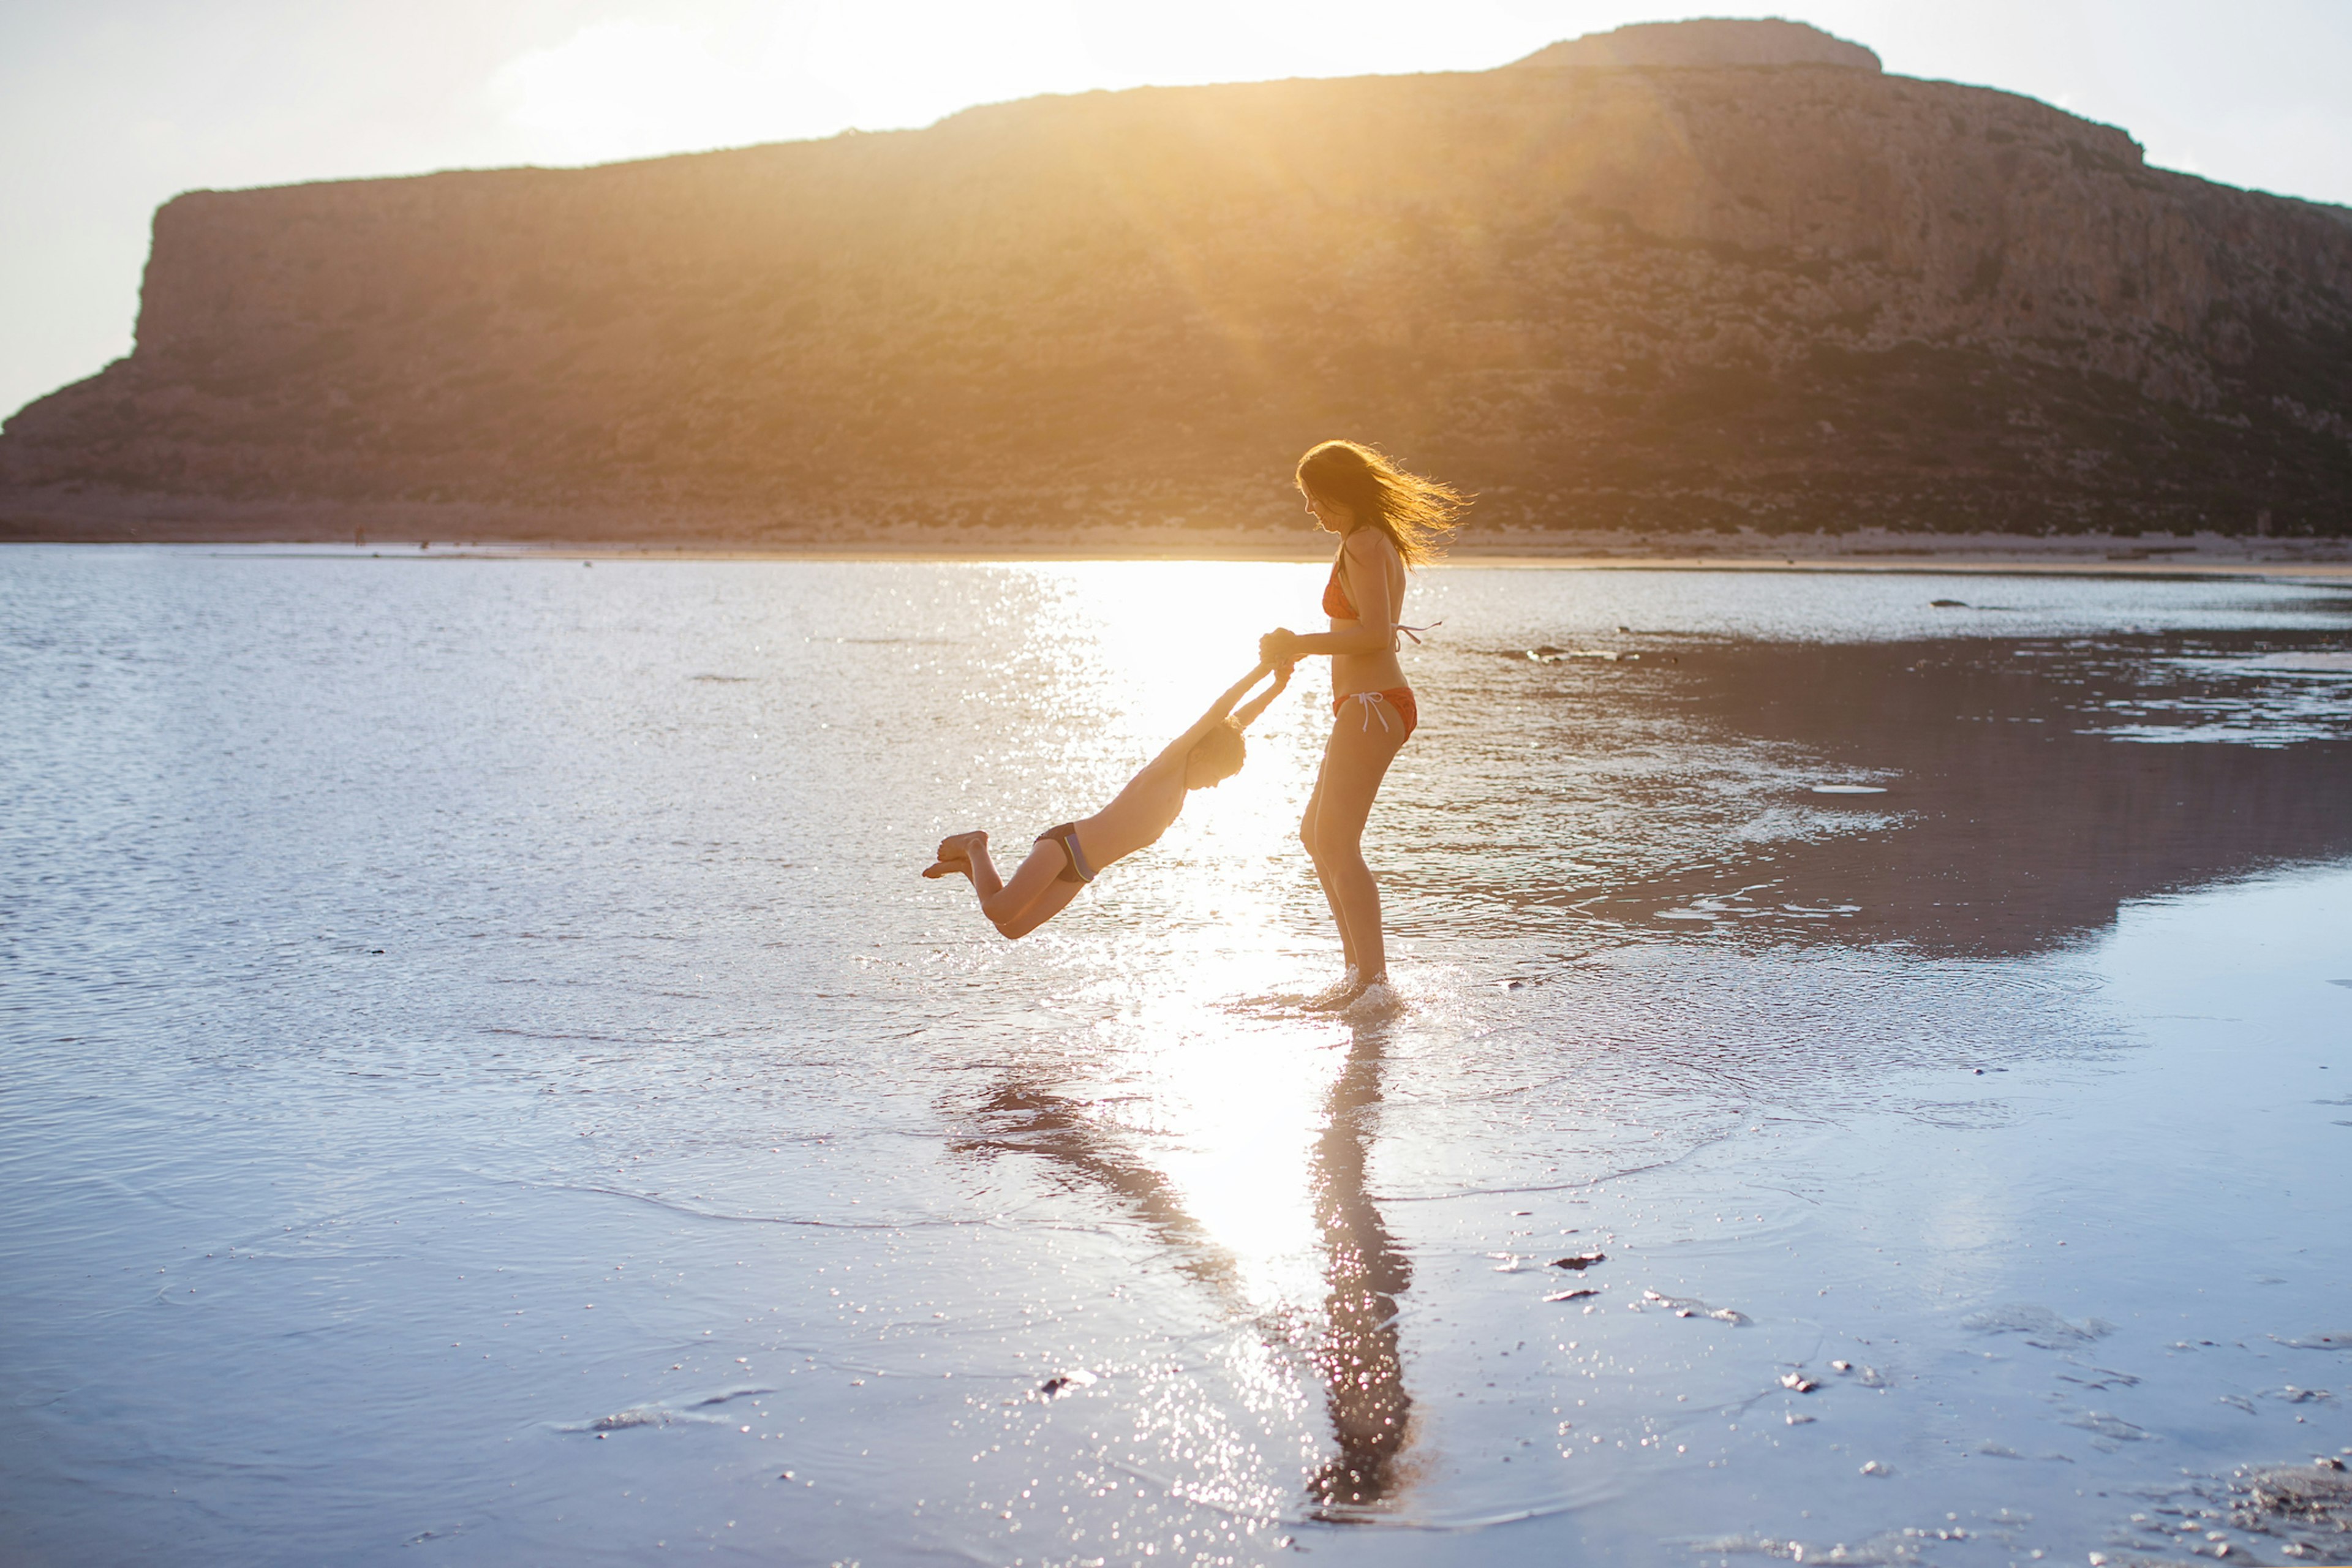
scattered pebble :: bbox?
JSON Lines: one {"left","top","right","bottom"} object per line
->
{"left": 1550, "top": 1251, "right": 1606, "bottom": 1271}
{"left": 1545, "top": 1288, "right": 1600, "bottom": 1303}
{"left": 1640, "top": 1287, "right": 1752, "bottom": 1325}
{"left": 1831, "top": 1360, "right": 1852, "bottom": 1373}
{"left": 1781, "top": 1373, "right": 1819, "bottom": 1393}
{"left": 1860, "top": 1460, "right": 1891, "bottom": 1476}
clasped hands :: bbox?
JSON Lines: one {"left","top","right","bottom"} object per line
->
{"left": 1259, "top": 628, "right": 1304, "bottom": 668}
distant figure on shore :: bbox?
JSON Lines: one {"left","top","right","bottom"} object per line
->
{"left": 924, "top": 662, "right": 1291, "bottom": 938}
{"left": 1259, "top": 441, "right": 1465, "bottom": 1008}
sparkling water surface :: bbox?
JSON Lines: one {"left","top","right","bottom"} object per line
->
{"left": 3, "top": 549, "right": 2350, "bottom": 1566}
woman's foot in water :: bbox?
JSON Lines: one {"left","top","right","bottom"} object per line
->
{"left": 922, "top": 830, "right": 988, "bottom": 880}
{"left": 1303, "top": 968, "right": 1369, "bottom": 1011}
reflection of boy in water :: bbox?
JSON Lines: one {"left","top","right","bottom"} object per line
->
{"left": 923, "top": 661, "right": 1291, "bottom": 938}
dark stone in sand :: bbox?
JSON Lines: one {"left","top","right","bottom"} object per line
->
{"left": 2219, "top": 1460, "right": 2352, "bottom": 1545}
{"left": 1550, "top": 1251, "right": 1605, "bottom": 1270}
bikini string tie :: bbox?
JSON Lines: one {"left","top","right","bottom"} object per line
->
{"left": 1343, "top": 692, "right": 1395, "bottom": 734}
{"left": 1394, "top": 619, "right": 1443, "bottom": 646}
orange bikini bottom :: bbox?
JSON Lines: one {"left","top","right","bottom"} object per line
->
{"left": 1331, "top": 687, "right": 1417, "bottom": 741}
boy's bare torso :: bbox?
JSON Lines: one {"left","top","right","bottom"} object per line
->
{"left": 1072, "top": 755, "right": 1186, "bottom": 870}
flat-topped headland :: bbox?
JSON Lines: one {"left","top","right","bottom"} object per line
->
{"left": 4, "top": 18, "right": 2350, "bottom": 545}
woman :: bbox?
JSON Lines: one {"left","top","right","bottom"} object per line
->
{"left": 1260, "top": 440, "right": 1465, "bottom": 1005}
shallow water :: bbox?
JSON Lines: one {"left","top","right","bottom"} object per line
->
{"left": 2, "top": 549, "right": 2349, "bottom": 1567}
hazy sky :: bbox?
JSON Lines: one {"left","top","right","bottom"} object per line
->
{"left": 5, "top": 0, "right": 2350, "bottom": 420}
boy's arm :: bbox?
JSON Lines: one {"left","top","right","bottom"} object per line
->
{"left": 1229, "top": 662, "right": 1292, "bottom": 730}
{"left": 1207, "top": 661, "right": 1275, "bottom": 721}
{"left": 1144, "top": 662, "right": 1275, "bottom": 771}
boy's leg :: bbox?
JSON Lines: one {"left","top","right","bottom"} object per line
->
{"left": 982, "top": 838, "right": 1085, "bottom": 939}
{"left": 925, "top": 831, "right": 1003, "bottom": 899}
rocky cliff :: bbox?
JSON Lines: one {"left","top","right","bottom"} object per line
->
{"left": 5, "top": 20, "right": 2350, "bottom": 542}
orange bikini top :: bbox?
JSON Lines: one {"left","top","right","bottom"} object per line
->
{"left": 1322, "top": 557, "right": 1357, "bottom": 620}
{"left": 1321, "top": 549, "right": 1444, "bottom": 646}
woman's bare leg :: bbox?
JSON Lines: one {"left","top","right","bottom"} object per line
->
{"left": 1303, "top": 712, "right": 1408, "bottom": 985}
{"left": 1300, "top": 771, "right": 1359, "bottom": 973}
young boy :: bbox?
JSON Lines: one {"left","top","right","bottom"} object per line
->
{"left": 924, "top": 661, "right": 1291, "bottom": 938}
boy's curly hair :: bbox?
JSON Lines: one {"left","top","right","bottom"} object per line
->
{"left": 1186, "top": 721, "right": 1246, "bottom": 786}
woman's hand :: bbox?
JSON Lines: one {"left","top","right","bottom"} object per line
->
{"left": 1259, "top": 628, "right": 1302, "bottom": 666}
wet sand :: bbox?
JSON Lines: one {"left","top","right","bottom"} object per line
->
{"left": 0, "top": 551, "right": 2346, "bottom": 1566}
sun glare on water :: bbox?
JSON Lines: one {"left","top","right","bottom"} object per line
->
{"left": 959, "top": 562, "right": 1422, "bottom": 1501}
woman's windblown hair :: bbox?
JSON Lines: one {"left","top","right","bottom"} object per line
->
{"left": 1294, "top": 440, "right": 1469, "bottom": 567}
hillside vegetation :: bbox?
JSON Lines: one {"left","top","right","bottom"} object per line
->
{"left": 5, "top": 21, "right": 2349, "bottom": 542}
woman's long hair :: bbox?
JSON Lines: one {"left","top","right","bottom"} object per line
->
{"left": 1294, "top": 440, "right": 1468, "bottom": 568}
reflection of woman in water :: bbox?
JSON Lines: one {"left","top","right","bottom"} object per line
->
{"left": 924, "top": 661, "right": 1290, "bottom": 938}
{"left": 1260, "top": 441, "right": 1465, "bottom": 1005}
{"left": 1306, "top": 1020, "right": 1414, "bottom": 1512}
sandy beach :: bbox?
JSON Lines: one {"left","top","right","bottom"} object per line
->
{"left": 2, "top": 548, "right": 2346, "bottom": 1566}
{"left": 73, "top": 527, "right": 2352, "bottom": 581}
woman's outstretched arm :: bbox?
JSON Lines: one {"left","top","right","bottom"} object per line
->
{"left": 1261, "top": 531, "right": 1400, "bottom": 664}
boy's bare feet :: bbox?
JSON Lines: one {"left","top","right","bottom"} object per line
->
{"left": 921, "top": 830, "right": 988, "bottom": 880}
